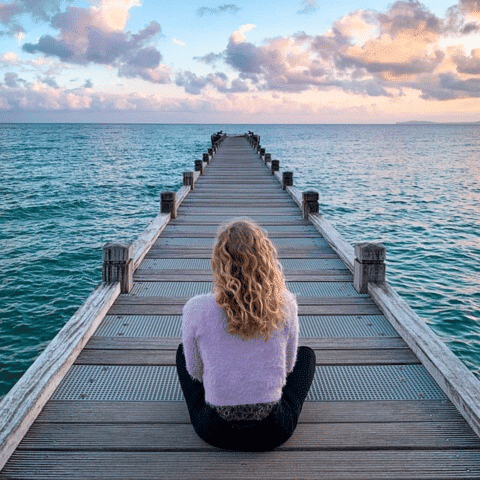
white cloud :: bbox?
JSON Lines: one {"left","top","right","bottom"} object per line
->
{"left": 173, "top": 38, "right": 186, "bottom": 46}
{"left": 231, "top": 24, "right": 256, "bottom": 44}
{"left": 0, "top": 52, "right": 19, "bottom": 64}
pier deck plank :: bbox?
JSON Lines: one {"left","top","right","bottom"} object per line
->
{"left": 2, "top": 135, "right": 479, "bottom": 479}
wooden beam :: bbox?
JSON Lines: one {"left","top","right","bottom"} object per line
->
{"left": 0, "top": 283, "right": 120, "bottom": 471}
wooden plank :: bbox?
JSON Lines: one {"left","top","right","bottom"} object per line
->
{"left": 370, "top": 281, "right": 480, "bottom": 440}
{"left": 15, "top": 422, "right": 480, "bottom": 451}
{"left": 160, "top": 231, "right": 320, "bottom": 237}
{"left": 107, "top": 303, "right": 383, "bottom": 316}
{"left": 113, "top": 296, "right": 376, "bottom": 306}
{"left": 169, "top": 218, "right": 310, "bottom": 226}
{"left": 75, "top": 347, "right": 419, "bottom": 365}
{"left": 308, "top": 213, "right": 355, "bottom": 272}
{"left": 36, "top": 400, "right": 465, "bottom": 424}
{"left": 144, "top": 251, "right": 339, "bottom": 259}
{"left": 131, "top": 214, "right": 170, "bottom": 270}
{"left": 3, "top": 448, "right": 480, "bottom": 480}
{"left": 4, "top": 450, "right": 480, "bottom": 479}
{"left": 0, "top": 283, "right": 121, "bottom": 471}
{"left": 133, "top": 273, "right": 354, "bottom": 282}
{"left": 85, "top": 337, "right": 407, "bottom": 351}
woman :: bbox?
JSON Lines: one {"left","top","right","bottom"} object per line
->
{"left": 176, "top": 218, "right": 316, "bottom": 451}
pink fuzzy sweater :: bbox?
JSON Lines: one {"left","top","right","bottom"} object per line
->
{"left": 181, "top": 291, "right": 299, "bottom": 407}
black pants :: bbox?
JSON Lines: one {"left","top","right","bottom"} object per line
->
{"left": 175, "top": 343, "right": 316, "bottom": 451}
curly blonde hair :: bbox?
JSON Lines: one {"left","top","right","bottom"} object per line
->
{"left": 212, "top": 218, "right": 287, "bottom": 341}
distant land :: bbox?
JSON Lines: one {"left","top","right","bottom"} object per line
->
{"left": 397, "top": 120, "right": 480, "bottom": 125}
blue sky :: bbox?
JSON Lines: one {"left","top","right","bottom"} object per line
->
{"left": 1, "top": 0, "right": 480, "bottom": 122}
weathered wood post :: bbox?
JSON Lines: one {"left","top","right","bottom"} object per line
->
{"left": 265, "top": 153, "right": 271, "bottom": 164}
{"left": 203, "top": 153, "right": 210, "bottom": 165}
{"left": 260, "top": 148, "right": 266, "bottom": 158}
{"left": 183, "top": 171, "right": 194, "bottom": 190}
{"left": 271, "top": 159, "right": 279, "bottom": 174}
{"left": 195, "top": 159, "right": 204, "bottom": 175}
{"left": 282, "top": 171, "right": 293, "bottom": 190}
{"left": 161, "top": 191, "right": 177, "bottom": 219}
{"left": 208, "top": 148, "right": 213, "bottom": 157}
{"left": 102, "top": 243, "right": 133, "bottom": 293}
{"left": 302, "top": 191, "right": 319, "bottom": 219}
{"left": 354, "top": 243, "right": 386, "bottom": 294}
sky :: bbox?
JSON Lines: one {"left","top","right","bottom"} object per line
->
{"left": 1, "top": 0, "right": 480, "bottom": 123}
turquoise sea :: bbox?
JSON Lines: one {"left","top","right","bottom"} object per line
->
{"left": 1, "top": 123, "right": 479, "bottom": 399}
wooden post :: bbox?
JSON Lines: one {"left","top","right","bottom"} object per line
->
{"left": 271, "top": 160, "right": 279, "bottom": 174}
{"left": 256, "top": 144, "right": 261, "bottom": 153}
{"left": 195, "top": 159, "right": 204, "bottom": 175}
{"left": 102, "top": 243, "right": 133, "bottom": 293}
{"left": 208, "top": 148, "right": 213, "bottom": 157}
{"left": 282, "top": 171, "right": 293, "bottom": 190}
{"left": 265, "top": 153, "right": 271, "bottom": 164}
{"left": 354, "top": 243, "right": 386, "bottom": 294}
{"left": 203, "top": 153, "right": 210, "bottom": 165}
{"left": 183, "top": 171, "right": 194, "bottom": 190}
{"left": 302, "top": 191, "right": 319, "bottom": 219}
{"left": 161, "top": 191, "right": 177, "bottom": 219}
{"left": 260, "top": 148, "right": 266, "bottom": 157}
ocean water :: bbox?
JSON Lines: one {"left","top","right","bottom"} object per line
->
{"left": 0, "top": 123, "right": 479, "bottom": 399}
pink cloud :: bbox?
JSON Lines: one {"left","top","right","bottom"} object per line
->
{"left": 22, "top": 3, "right": 169, "bottom": 84}
{"left": 0, "top": 2, "right": 22, "bottom": 22}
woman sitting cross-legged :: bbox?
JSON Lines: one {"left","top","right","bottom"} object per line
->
{"left": 175, "top": 218, "right": 316, "bottom": 451}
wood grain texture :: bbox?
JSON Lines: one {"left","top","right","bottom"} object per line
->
{"left": 36, "top": 400, "right": 464, "bottom": 424}
{"left": 16, "top": 422, "right": 480, "bottom": 451}
{"left": 370, "top": 281, "right": 480, "bottom": 439}
{"left": 0, "top": 283, "right": 120, "bottom": 470}
{"left": 4, "top": 450, "right": 480, "bottom": 480}
{"left": 131, "top": 214, "right": 170, "bottom": 270}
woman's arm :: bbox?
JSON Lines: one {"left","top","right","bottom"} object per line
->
{"left": 285, "top": 293, "right": 299, "bottom": 373}
{"left": 181, "top": 299, "right": 204, "bottom": 381}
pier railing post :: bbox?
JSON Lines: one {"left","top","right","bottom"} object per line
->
{"left": 161, "top": 191, "right": 177, "bottom": 219}
{"left": 183, "top": 171, "right": 194, "bottom": 190}
{"left": 195, "top": 159, "right": 204, "bottom": 175}
{"left": 265, "top": 153, "right": 271, "bottom": 165}
{"left": 302, "top": 191, "right": 319, "bottom": 219}
{"left": 353, "top": 243, "right": 386, "bottom": 294}
{"left": 102, "top": 243, "right": 133, "bottom": 293}
{"left": 271, "top": 160, "right": 279, "bottom": 174}
{"left": 283, "top": 172, "right": 293, "bottom": 190}
{"left": 203, "top": 153, "right": 210, "bottom": 165}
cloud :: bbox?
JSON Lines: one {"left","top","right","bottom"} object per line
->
{"left": 230, "top": 23, "right": 256, "bottom": 43}
{"left": 3, "top": 72, "right": 23, "bottom": 87}
{"left": 194, "top": 52, "right": 224, "bottom": 65}
{"left": 297, "top": 0, "right": 318, "bottom": 15}
{"left": 196, "top": 4, "right": 240, "bottom": 16}
{"left": 0, "top": 51, "right": 19, "bottom": 64}
{"left": 175, "top": 70, "right": 249, "bottom": 94}
{"left": 454, "top": 48, "right": 480, "bottom": 73}
{"left": 21, "top": 1, "right": 169, "bottom": 85}
{"left": 41, "top": 76, "right": 59, "bottom": 88}
{"left": 83, "top": 78, "right": 94, "bottom": 88}
{"left": 458, "top": 0, "right": 480, "bottom": 19}
{"left": 173, "top": 38, "right": 186, "bottom": 46}
{"left": 199, "top": 1, "right": 480, "bottom": 101}
{"left": 0, "top": 2, "right": 22, "bottom": 22}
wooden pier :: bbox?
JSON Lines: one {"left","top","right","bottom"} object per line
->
{"left": 1, "top": 133, "right": 480, "bottom": 479}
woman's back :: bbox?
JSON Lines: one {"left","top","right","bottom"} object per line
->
{"left": 181, "top": 290, "right": 298, "bottom": 407}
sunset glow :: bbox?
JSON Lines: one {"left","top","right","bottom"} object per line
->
{"left": 1, "top": 0, "right": 480, "bottom": 123}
